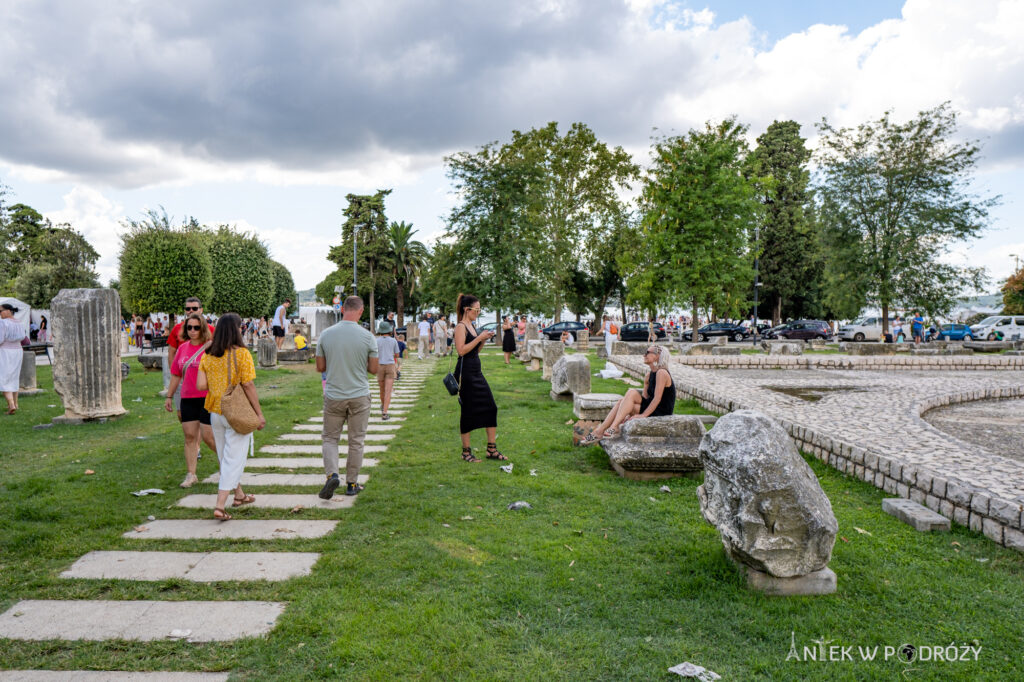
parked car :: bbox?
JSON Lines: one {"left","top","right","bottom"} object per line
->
{"left": 935, "top": 323, "right": 974, "bottom": 341}
{"left": 477, "top": 321, "right": 500, "bottom": 342}
{"left": 763, "top": 319, "right": 832, "bottom": 341}
{"left": 540, "top": 321, "right": 588, "bottom": 340}
{"left": 682, "top": 322, "right": 749, "bottom": 342}
{"left": 837, "top": 317, "right": 897, "bottom": 342}
{"left": 970, "top": 315, "right": 1024, "bottom": 341}
{"left": 619, "top": 321, "right": 667, "bottom": 341}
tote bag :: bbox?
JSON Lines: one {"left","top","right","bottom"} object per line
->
{"left": 220, "top": 349, "right": 261, "bottom": 434}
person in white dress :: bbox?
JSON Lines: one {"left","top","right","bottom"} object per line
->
{"left": 433, "top": 317, "right": 448, "bottom": 358}
{"left": 602, "top": 315, "right": 616, "bottom": 357}
{"left": 1, "top": 303, "right": 28, "bottom": 415}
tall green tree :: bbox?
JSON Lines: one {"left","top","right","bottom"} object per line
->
{"left": 1002, "top": 267, "right": 1024, "bottom": 314}
{"left": 118, "top": 210, "right": 212, "bottom": 315}
{"left": 815, "top": 103, "right": 997, "bottom": 330}
{"left": 12, "top": 226, "right": 100, "bottom": 307}
{"left": 626, "top": 118, "right": 762, "bottom": 327}
{"left": 505, "top": 122, "right": 638, "bottom": 320}
{"left": 328, "top": 190, "right": 392, "bottom": 324}
{"left": 267, "top": 259, "right": 297, "bottom": 317}
{"left": 443, "top": 141, "right": 545, "bottom": 321}
{"left": 386, "top": 221, "right": 429, "bottom": 328}
{"left": 749, "top": 120, "right": 820, "bottom": 325}
{"left": 204, "top": 226, "right": 274, "bottom": 317}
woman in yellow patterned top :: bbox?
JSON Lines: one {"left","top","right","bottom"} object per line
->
{"left": 197, "top": 313, "right": 266, "bottom": 520}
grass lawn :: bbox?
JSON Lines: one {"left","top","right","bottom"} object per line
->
{"left": 2, "top": 350, "right": 1024, "bottom": 680}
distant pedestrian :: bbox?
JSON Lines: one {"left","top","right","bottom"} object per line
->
{"left": 453, "top": 293, "right": 505, "bottom": 463}
{"left": 893, "top": 317, "right": 904, "bottom": 343}
{"left": 375, "top": 321, "right": 400, "bottom": 420}
{"left": 317, "top": 296, "right": 378, "bottom": 498}
{"left": 133, "top": 315, "right": 144, "bottom": 351}
{"left": 417, "top": 315, "right": 431, "bottom": 360}
{"left": 196, "top": 313, "right": 265, "bottom": 520}
{"left": 502, "top": 315, "right": 516, "bottom": 364}
{"left": 602, "top": 315, "right": 616, "bottom": 357}
{"left": 272, "top": 298, "right": 291, "bottom": 349}
{"left": 911, "top": 312, "right": 924, "bottom": 344}
{"left": 516, "top": 316, "right": 526, "bottom": 342}
{"left": 38, "top": 315, "right": 48, "bottom": 343}
{"left": 433, "top": 316, "right": 448, "bottom": 358}
{"left": 1, "top": 303, "right": 27, "bottom": 414}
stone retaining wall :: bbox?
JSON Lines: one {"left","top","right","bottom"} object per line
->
{"left": 668, "top": 354, "right": 1023, "bottom": 370}
{"left": 611, "top": 355, "right": 1024, "bottom": 553}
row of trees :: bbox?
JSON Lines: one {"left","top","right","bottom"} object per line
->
{"left": 0, "top": 193, "right": 101, "bottom": 308}
{"left": 412, "top": 104, "right": 998, "bottom": 334}
{"left": 118, "top": 209, "right": 296, "bottom": 318}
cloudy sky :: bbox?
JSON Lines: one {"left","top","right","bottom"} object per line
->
{"left": 2, "top": 0, "right": 1022, "bottom": 292}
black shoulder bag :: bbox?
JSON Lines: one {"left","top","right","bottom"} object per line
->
{"left": 442, "top": 325, "right": 463, "bottom": 396}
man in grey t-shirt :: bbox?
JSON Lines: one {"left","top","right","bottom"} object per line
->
{"left": 315, "top": 296, "right": 378, "bottom": 498}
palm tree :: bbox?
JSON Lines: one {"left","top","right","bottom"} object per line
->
{"left": 387, "top": 221, "right": 429, "bottom": 328}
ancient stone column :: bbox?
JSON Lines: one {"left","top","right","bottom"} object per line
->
{"left": 51, "top": 288, "right": 127, "bottom": 422}
{"left": 314, "top": 310, "right": 339, "bottom": 341}
{"left": 541, "top": 341, "right": 564, "bottom": 380}
{"left": 258, "top": 338, "right": 278, "bottom": 368}
{"left": 577, "top": 328, "right": 590, "bottom": 351}
{"left": 160, "top": 344, "right": 172, "bottom": 397}
{"left": 19, "top": 351, "right": 43, "bottom": 395}
{"left": 520, "top": 322, "right": 539, "bottom": 362}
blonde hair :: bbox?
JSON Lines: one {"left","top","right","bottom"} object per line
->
{"left": 648, "top": 344, "right": 670, "bottom": 370}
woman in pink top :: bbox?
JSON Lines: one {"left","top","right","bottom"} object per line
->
{"left": 165, "top": 312, "right": 214, "bottom": 488}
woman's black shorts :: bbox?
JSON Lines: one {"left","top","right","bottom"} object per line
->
{"left": 179, "top": 396, "right": 211, "bottom": 425}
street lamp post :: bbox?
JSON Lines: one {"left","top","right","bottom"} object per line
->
{"left": 752, "top": 224, "right": 760, "bottom": 343}
{"left": 352, "top": 225, "right": 360, "bottom": 296}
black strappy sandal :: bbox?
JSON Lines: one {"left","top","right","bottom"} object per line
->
{"left": 485, "top": 442, "right": 508, "bottom": 460}
{"left": 462, "top": 446, "right": 481, "bottom": 463}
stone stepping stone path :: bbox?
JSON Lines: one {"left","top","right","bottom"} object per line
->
{"left": 63, "top": 551, "right": 320, "bottom": 582}
{"left": 125, "top": 519, "right": 339, "bottom": 540}
{"left": 292, "top": 423, "right": 402, "bottom": 431}
{"left": 0, "top": 673, "right": 229, "bottom": 681}
{"left": 0, "top": 360, "right": 435, "bottom": 677}
{"left": 202, "top": 472, "right": 370, "bottom": 487}
{"left": 277, "top": 432, "right": 395, "bottom": 441}
{"left": 0, "top": 600, "right": 285, "bottom": 641}
{"left": 178, "top": 494, "right": 356, "bottom": 510}
{"left": 244, "top": 457, "right": 379, "bottom": 469}
{"left": 259, "top": 444, "right": 386, "bottom": 455}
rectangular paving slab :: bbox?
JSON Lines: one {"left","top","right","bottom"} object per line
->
{"left": 259, "top": 444, "right": 386, "bottom": 454}
{"left": 277, "top": 433, "right": 394, "bottom": 442}
{"left": 177, "top": 494, "right": 356, "bottom": 510}
{"left": 245, "top": 457, "right": 378, "bottom": 469}
{"left": 882, "top": 497, "right": 952, "bottom": 531}
{"left": 292, "top": 423, "right": 402, "bottom": 431}
{"left": 0, "top": 672, "right": 230, "bottom": 681}
{"left": 0, "top": 600, "right": 285, "bottom": 641}
{"left": 307, "top": 416, "right": 407, "bottom": 422}
{"left": 62, "top": 551, "right": 320, "bottom": 582}
{"left": 202, "top": 473, "right": 369, "bottom": 487}
{"left": 125, "top": 519, "right": 339, "bottom": 540}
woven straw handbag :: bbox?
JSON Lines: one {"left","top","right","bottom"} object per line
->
{"left": 220, "top": 348, "right": 260, "bottom": 434}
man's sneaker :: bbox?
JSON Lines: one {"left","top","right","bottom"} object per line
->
{"left": 319, "top": 473, "right": 340, "bottom": 500}
{"left": 346, "top": 482, "right": 365, "bottom": 496}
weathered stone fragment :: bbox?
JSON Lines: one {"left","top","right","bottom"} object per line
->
{"left": 573, "top": 392, "right": 622, "bottom": 420}
{"left": 881, "top": 498, "right": 951, "bottom": 531}
{"left": 697, "top": 410, "right": 837, "bottom": 578}
{"left": 257, "top": 338, "right": 278, "bottom": 368}
{"left": 711, "top": 346, "right": 740, "bottom": 356}
{"left": 541, "top": 340, "right": 564, "bottom": 380}
{"left": 761, "top": 341, "right": 803, "bottom": 355}
{"left": 685, "top": 343, "right": 717, "bottom": 356}
{"left": 550, "top": 354, "right": 591, "bottom": 400}
{"left": 577, "top": 328, "right": 590, "bottom": 350}
{"left": 600, "top": 415, "right": 706, "bottom": 480}
{"left": 314, "top": 310, "right": 340, "bottom": 340}
{"left": 844, "top": 342, "right": 897, "bottom": 356}
{"left": 51, "top": 288, "right": 126, "bottom": 422}
{"left": 20, "top": 351, "right": 43, "bottom": 395}
{"left": 519, "top": 322, "right": 539, "bottom": 361}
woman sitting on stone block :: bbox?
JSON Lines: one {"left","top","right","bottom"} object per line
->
{"left": 580, "top": 345, "right": 675, "bottom": 444}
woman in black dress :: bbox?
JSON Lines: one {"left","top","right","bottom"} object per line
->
{"left": 454, "top": 293, "right": 506, "bottom": 462}
{"left": 501, "top": 315, "right": 516, "bottom": 364}
{"left": 580, "top": 345, "right": 675, "bottom": 444}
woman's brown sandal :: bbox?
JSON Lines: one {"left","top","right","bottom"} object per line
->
{"left": 485, "top": 442, "right": 508, "bottom": 460}
{"left": 213, "top": 508, "right": 232, "bottom": 521}
{"left": 232, "top": 494, "right": 256, "bottom": 507}
{"left": 461, "top": 447, "right": 481, "bottom": 463}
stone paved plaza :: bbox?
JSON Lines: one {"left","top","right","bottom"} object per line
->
{"left": 610, "top": 355, "right": 1024, "bottom": 552}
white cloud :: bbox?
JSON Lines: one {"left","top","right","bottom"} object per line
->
{"left": 225, "top": 220, "right": 337, "bottom": 291}
{"left": 43, "top": 186, "right": 126, "bottom": 286}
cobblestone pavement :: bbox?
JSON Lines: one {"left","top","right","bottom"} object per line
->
{"left": 923, "top": 398, "right": 1024, "bottom": 462}
{"left": 610, "top": 355, "right": 1024, "bottom": 551}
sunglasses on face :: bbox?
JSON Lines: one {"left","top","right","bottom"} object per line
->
{"left": 186, "top": 325, "right": 202, "bottom": 331}
{"left": 184, "top": 307, "right": 199, "bottom": 312}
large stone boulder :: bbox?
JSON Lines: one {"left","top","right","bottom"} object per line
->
{"left": 278, "top": 347, "right": 314, "bottom": 363}
{"left": 600, "top": 415, "right": 706, "bottom": 480}
{"left": 314, "top": 310, "right": 340, "bottom": 341}
{"left": 137, "top": 354, "right": 163, "bottom": 370}
{"left": 257, "top": 338, "right": 278, "bottom": 368}
{"left": 541, "top": 340, "right": 564, "bottom": 380}
{"left": 550, "top": 354, "right": 591, "bottom": 400}
{"left": 51, "top": 288, "right": 127, "bottom": 423}
{"left": 611, "top": 341, "right": 648, "bottom": 355}
{"left": 697, "top": 410, "right": 837, "bottom": 581}
{"left": 685, "top": 343, "right": 717, "bottom": 356}
{"left": 711, "top": 346, "right": 740, "bottom": 356}
{"left": 843, "top": 342, "right": 896, "bottom": 356}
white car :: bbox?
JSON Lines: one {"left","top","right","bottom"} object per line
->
{"left": 837, "top": 317, "right": 897, "bottom": 342}
{"left": 970, "top": 315, "right": 1024, "bottom": 341}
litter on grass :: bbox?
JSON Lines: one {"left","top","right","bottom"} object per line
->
{"left": 668, "top": 662, "right": 721, "bottom": 680}
{"left": 507, "top": 501, "right": 532, "bottom": 511}
{"left": 530, "top": 469, "right": 538, "bottom": 476}
{"left": 599, "top": 365, "right": 623, "bottom": 379}
{"left": 660, "top": 485, "right": 671, "bottom": 493}
{"left": 131, "top": 488, "right": 165, "bottom": 496}
{"left": 500, "top": 463, "right": 514, "bottom": 474}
